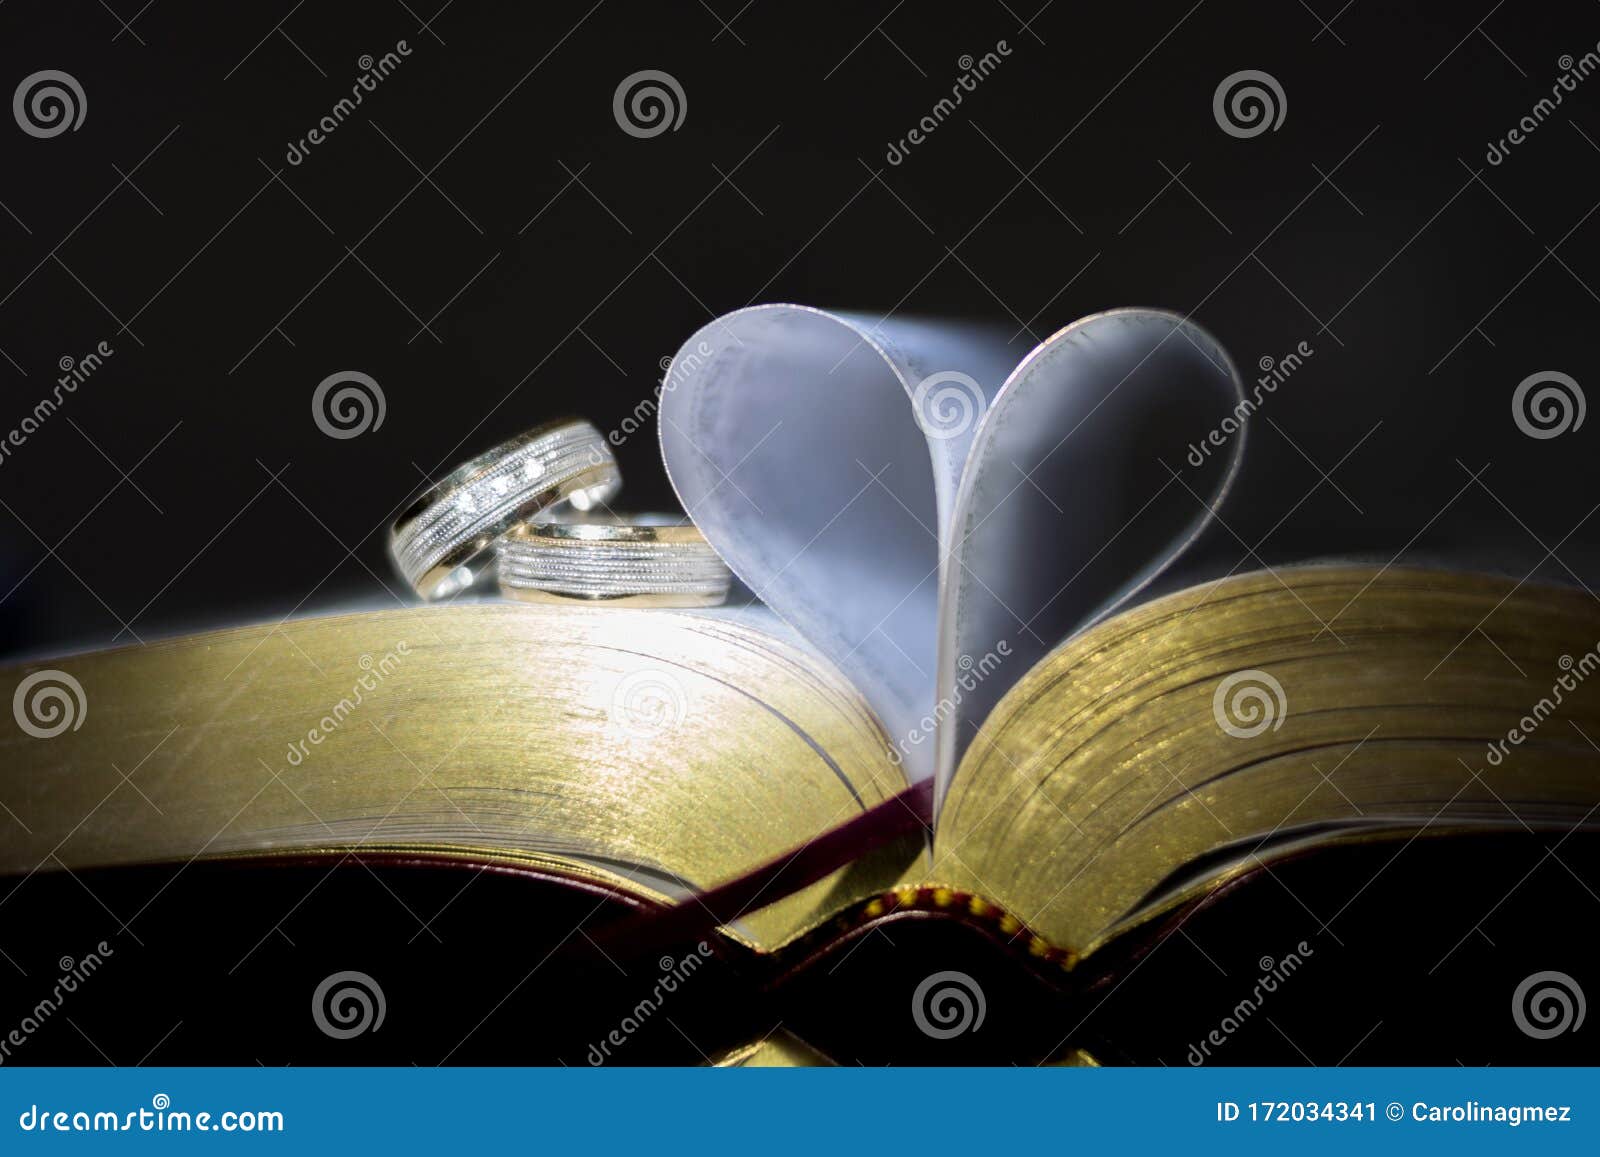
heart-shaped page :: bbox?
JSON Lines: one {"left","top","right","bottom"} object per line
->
{"left": 934, "top": 309, "right": 1246, "bottom": 797}
{"left": 659, "top": 305, "right": 1244, "bottom": 794}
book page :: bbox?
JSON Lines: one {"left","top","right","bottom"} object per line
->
{"left": 936, "top": 310, "right": 1245, "bottom": 797}
{"left": 660, "top": 306, "right": 1244, "bottom": 798}
{"left": 659, "top": 305, "right": 1016, "bottom": 782}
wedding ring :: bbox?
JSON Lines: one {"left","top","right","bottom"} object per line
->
{"left": 496, "top": 514, "right": 733, "bottom": 607}
{"left": 390, "top": 418, "right": 620, "bottom": 599}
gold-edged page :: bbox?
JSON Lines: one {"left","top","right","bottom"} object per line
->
{"left": 934, "top": 566, "right": 1600, "bottom": 957}
{"left": 0, "top": 602, "right": 915, "bottom": 946}
{"left": 714, "top": 1031, "right": 836, "bottom": 1066}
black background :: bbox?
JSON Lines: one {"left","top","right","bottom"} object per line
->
{"left": 2, "top": 0, "right": 1600, "bottom": 1069}
{"left": 7, "top": 834, "right": 1598, "bottom": 1065}
{"left": 1, "top": 0, "right": 1598, "bottom": 656}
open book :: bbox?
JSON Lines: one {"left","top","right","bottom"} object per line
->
{"left": 4, "top": 307, "right": 1598, "bottom": 1062}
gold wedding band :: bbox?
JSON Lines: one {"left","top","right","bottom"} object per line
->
{"left": 496, "top": 514, "right": 733, "bottom": 607}
{"left": 390, "top": 418, "right": 620, "bottom": 599}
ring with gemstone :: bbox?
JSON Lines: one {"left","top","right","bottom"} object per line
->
{"left": 389, "top": 418, "right": 620, "bottom": 599}
{"left": 496, "top": 514, "right": 733, "bottom": 607}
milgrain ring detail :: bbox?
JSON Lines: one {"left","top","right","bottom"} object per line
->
{"left": 389, "top": 418, "right": 620, "bottom": 599}
{"left": 497, "top": 515, "right": 732, "bottom": 607}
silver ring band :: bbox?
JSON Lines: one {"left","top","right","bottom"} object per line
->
{"left": 390, "top": 418, "right": 621, "bottom": 599}
{"left": 497, "top": 514, "right": 732, "bottom": 607}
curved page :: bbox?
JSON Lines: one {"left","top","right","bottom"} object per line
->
{"left": 936, "top": 310, "right": 1246, "bottom": 796}
{"left": 658, "top": 305, "right": 1016, "bottom": 781}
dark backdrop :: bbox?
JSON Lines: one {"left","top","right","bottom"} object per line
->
{"left": 1, "top": 0, "right": 1597, "bottom": 654}
{"left": 3, "top": 0, "right": 1600, "bottom": 1070}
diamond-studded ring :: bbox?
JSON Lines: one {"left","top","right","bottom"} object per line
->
{"left": 497, "top": 514, "right": 732, "bottom": 607}
{"left": 389, "top": 418, "right": 620, "bottom": 599}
